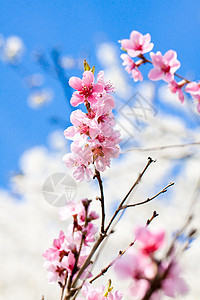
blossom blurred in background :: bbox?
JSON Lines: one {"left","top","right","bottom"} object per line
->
{"left": 1, "top": 1, "right": 200, "bottom": 299}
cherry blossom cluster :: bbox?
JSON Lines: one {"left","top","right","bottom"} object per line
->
{"left": 43, "top": 199, "right": 99, "bottom": 285}
{"left": 120, "top": 30, "right": 200, "bottom": 113}
{"left": 63, "top": 69, "right": 121, "bottom": 181}
{"left": 114, "top": 226, "right": 188, "bottom": 299}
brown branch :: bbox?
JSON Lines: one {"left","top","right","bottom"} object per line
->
{"left": 89, "top": 239, "right": 136, "bottom": 284}
{"left": 94, "top": 169, "right": 105, "bottom": 234}
{"left": 105, "top": 157, "right": 156, "bottom": 233}
{"left": 118, "top": 182, "right": 174, "bottom": 211}
{"left": 65, "top": 158, "right": 156, "bottom": 298}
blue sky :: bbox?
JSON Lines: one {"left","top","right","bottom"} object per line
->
{"left": 1, "top": 1, "right": 200, "bottom": 188}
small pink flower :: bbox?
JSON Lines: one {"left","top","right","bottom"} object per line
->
{"left": 114, "top": 249, "right": 155, "bottom": 298}
{"left": 97, "top": 70, "right": 115, "bottom": 93}
{"left": 121, "top": 30, "right": 154, "bottom": 57}
{"left": 159, "top": 260, "right": 189, "bottom": 298}
{"left": 135, "top": 226, "right": 165, "bottom": 255}
{"left": 168, "top": 80, "right": 185, "bottom": 103}
{"left": 69, "top": 71, "right": 103, "bottom": 106}
{"left": 121, "top": 54, "right": 143, "bottom": 82}
{"left": 43, "top": 230, "right": 66, "bottom": 262}
{"left": 78, "top": 282, "right": 123, "bottom": 300}
{"left": 185, "top": 81, "right": 200, "bottom": 113}
{"left": 148, "top": 50, "right": 180, "bottom": 83}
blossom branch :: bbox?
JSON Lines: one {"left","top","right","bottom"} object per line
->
{"left": 89, "top": 210, "right": 159, "bottom": 284}
{"left": 118, "top": 182, "right": 174, "bottom": 211}
{"left": 64, "top": 234, "right": 105, "bottom": 299}
{"left": 138, "top": 54, "right": 190, "bottom": 83}
{"left": 66, "top": 204, "right": 90, "bottom": 295}
{"left": 65, "top": 158, "right": 155, "bottom": 298}
{"left": 120, "top": 30, "right": 200, "bottom": 111}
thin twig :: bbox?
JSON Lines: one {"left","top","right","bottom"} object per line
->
{"left": 60, "top": 275, "right": 68, "bottom": 300}
{"left": 105, "top": 157, "right": 156, "bottom": 233}
{"left": 94, "top": 169, "right": 105, "bottom": 234}
{"left": 89, "top": 239, "right": 136, "bottom": 284}
{"left": 121, "top": 141, "right": 200, "bottom": 154}
{"left": 118, "top": 182, "right": 174, "bottom": 211}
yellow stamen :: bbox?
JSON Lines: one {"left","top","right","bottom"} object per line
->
{"left": 103, "top": 279, "right": 113, "bottom": 297}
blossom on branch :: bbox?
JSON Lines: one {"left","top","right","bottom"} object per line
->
{"left": 120, "top": 53, "right": 143, "bottom": 82}
{"left": 148, "top": 50, "right": 180, "bottom": 83}
{"left": 135, "top": 226, "right": 165, "bottom": 255}
{"left": 43, "top": 199, "right": 99, "bottom": 284}
{"left": 168, "top": 80, "right": 185, "bottom": 103}
{"left": 121, "top": 30, "right": 154, "bottom": 57}
{"left": 185, "top": 81, "right": 200, "bottom": 112}
{"left": 69, "top": 71, "right": 103, "bottom": 107}
{"left": 114, "top": 226, "right": 188, "bottom": 299}
{"left": 63, "top": 70, "right": 121, "bottom": 181}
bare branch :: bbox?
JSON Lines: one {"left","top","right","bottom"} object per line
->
{"left": 94, "top": 169, "right": 105, "bottom": 234}
{"left": 121, "top": 141, "right": 200, "bottom": 154}
{"left": 118, "top": 182, "right": 174, "bottom": 211}
{"left": 105, "top": 157, "right": 156, "bottom": 233}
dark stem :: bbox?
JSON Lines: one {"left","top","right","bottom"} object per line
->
{"left": 64, "top": 205, "right": 89, "bottom": 298}
{"left": 94, "top": 169, "right": 105, "bottom": 234}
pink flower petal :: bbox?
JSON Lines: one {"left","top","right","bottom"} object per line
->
{"left": 70, "top": 92, "right": 84, "bottom": 107}
{"left": 148, "top": 68, "right": 163, "bottom": 81}
{"left": 69, "top": 76, "right": 83, "bottom": 90}
{"left": 82, "top": 71, "right": 94, "bottom": 87}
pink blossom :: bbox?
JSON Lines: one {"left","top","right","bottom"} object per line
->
{"left": 44, "top": 253, "right": 75, "bottom": 283}
{"left": 114, "top": 249, "right": 155, "bottom": 298}
{"left": 121, "top": 30, "right": 154, "bottom": 57}
{"left": 185, "top": 81, "right": 200, "bottom": 113}
{"left": 148, "top": 50, "right": 180, "bottom": 83}
{"left": 43, "top": 230, "right": 66, "bottom": 262}
{"left": 64, "top": 71, "right": 121, "bottom": 181}
{"left": 168, "top": 80, "right": 185, "bottom": 103}
{"left": 78, "top": 282, "right": 123, "bottom": 300}
{"left": 159, "top": 260, "right": 189, "bottom": 298}
{"left": 97, "top": 70, "right": 115, "bottom": 93}
{"left": 135, "top": 226, "right": 165, "bottom": 255}
{"left": 64, "top": 110, "right": 100, "bottom": 140}
{"left": 58, "top": 199, "right": 99, "bottom": 223}
{"left": 44, "top": 199, "right": 99, "bottom": 284}
{"left": 62, "top": 150, "right": 94, "bottom": 182}
{"left": 69, "top": 71, "right": 103, "bottom": 106}
{"left": 121, "top": 53, "right": 143, "bottom": 82}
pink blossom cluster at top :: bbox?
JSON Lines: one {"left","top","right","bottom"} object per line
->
{"left": 43, "top": 199, "right": 99, "bottom": 284}
{"left": 63, "top": 70, "right": 121, "bottom": 181}
{"left": 114, "top": 226, "right": 188, "bottom": 299}
{"left": 120, "top": 30, "right": 200, "bottom": 113}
